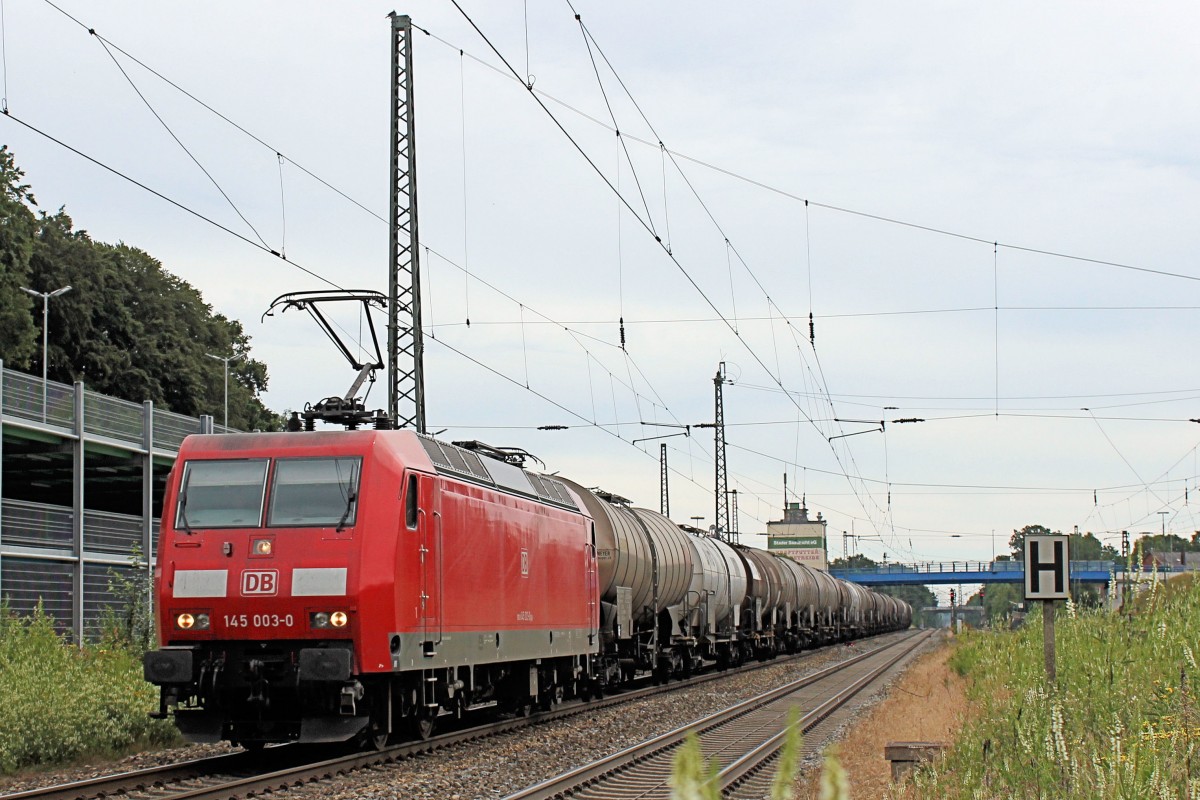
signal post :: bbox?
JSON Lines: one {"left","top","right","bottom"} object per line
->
{"left": 1024, "top": 534, "right": 1070, "bottom": 684}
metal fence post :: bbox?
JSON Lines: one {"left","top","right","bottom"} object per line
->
{"left": 142, "top": 400, "right": 154, "bottom": 627}
{"left": 72, "top": 381, "right": 85, "bottom": 644}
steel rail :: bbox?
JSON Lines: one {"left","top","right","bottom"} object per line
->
{"left": 1, "top": 633, "right": 911, "bottom": 800}
{"left": 503, "top": 630, "right": 930, "bottom": 800}
{"left": 718, "top": 629, "right": 933, "bottom": 797}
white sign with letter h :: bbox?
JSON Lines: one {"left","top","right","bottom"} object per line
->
{"left": 1024, "top": 535, "right": 1070, "bottom": 600}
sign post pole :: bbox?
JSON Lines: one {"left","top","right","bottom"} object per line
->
{"left": 1042, "top": 599, "right": 1056, "bottom": 683}
{"left": 1024, "top": 534, "right": 1069, "bottom": 686}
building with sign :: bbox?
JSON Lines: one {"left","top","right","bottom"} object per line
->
{"left": 766, "top": 501, "right": 828, "bottom": 570}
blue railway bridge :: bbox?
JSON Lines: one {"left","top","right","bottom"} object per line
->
{"left": 829, "top": 560, "right": 1125, "bottom": 585}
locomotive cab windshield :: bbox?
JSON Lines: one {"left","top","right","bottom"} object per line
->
{"left": 268, "top": 457, "right": 361, "bottom": 527}
{"left": 174, "top": 456, "right": 362, "bottom": 530}
{"left": 176, "top": 459, "right": 268, "bottom": 529}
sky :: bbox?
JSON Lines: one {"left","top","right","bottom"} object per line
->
{"left": 5, "top": 1, "right": 1200, "bottom": 580}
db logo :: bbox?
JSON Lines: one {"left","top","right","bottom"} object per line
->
{"left": 241, "top": 570, "right": 278, "bottom": 596}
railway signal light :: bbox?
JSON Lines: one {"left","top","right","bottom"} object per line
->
{"left": 949, "top": 589, "right": 956, "bottom": 605}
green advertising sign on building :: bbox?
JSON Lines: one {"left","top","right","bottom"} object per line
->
{"left": 768, "top": 536, "right": 825, "bottom": 549}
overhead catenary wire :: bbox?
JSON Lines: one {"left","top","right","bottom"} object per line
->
{"left": 1, "top": 0, "right": 9, "bottom": 113}
{"left": 24, "top": 3, "right": 1195, "bottom": 542}
{"left": 414, "top": 16, "right": 1198, "bottom": 287}
{"left": 37, "top": 0, "right": 389, "bottom": 226}
{"left": 2, "top": 111, "right": 340, "bottom": 289}
{"left": 424, "top": 333, "right": 770, "bottom": 525}
{"left": 459, "top": 47, "right": 471, "bottom": 327}
{"left": 276, "top": 153, "right": 287, "bottom": 260}
{"left": 91, "top": 32, "right": 273, "bottom": 251}
{"left": 6, "top": 85, "right": 767, "bottom": 521}
{"left": 449, "top": 0, "right": 895, "bottom": 539}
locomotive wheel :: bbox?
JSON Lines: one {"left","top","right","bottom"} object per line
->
{"left": 412, "top": 714, "right": 436, "bottom": 740}
{"left": 363, "top": 718, "right": 389, "bottom": 751}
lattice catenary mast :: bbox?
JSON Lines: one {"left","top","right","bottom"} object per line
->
{"left": 387, "top": 13, "right": 426, "bottom": 432}
{"left": 713, "top": 362, "right": 730, "bottom": 541}
{"left": 660, "top": 442, "right": 669, "bottom": 517}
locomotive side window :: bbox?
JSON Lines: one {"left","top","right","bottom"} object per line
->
{"left": 267, "top": 457, "right": 362, "bottom": 528}
{"left": 176, "top": 459, "right": 268, "bottom": 529}
{"left": 405, "top": 474, "right": 418, "bottom": 529}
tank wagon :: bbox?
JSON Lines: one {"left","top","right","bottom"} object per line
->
{"left": 143, "top": 430, "right": 910, "bottom": 748}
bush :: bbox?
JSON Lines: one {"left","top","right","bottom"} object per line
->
{"left": 0, "top": 603, "right": 177, "bottom": 774}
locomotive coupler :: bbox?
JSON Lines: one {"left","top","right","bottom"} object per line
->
{"left": 246, "top": 659, "right": 270, "bottom": 708}
{"left": 339, "top": 680, "right": 364, "bottom": 715}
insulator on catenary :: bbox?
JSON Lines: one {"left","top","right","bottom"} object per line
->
{"left": 619, "top": 317, "right": 626, "bottom": 350}
{"left": 809, "top": 312, "right": 815, "bottom": 346}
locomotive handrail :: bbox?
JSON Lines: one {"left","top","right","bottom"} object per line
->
{"left": 434, "top": 510, "right": 444, "bottom": 649}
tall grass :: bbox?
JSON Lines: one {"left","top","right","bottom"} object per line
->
{"left": 911, "top": 573, "right": 1200, "bottom": 798}
{"left": 668, "top": 708, "right": 850, "bottom": 800}
{"left": 0, "top": 603, "right": 176, "bottom": 774}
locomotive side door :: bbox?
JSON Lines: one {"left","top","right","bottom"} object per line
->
{"left": 416, "top": 473, "right": 443, "bottom": 656}
{"left": 585, "top": 522, "right": 598, "bottom": 644}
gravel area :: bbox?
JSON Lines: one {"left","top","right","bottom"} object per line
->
{"left": 0, "top": 632, "right": 913, "bottom": 800}
{"left": 288, "top": 633, "right": 914, "bottom": 800}
{"left": 0, "top": 742, "right": 237, "bottom": 796}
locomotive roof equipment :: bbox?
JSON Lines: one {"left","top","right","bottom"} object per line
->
{"left": 263, "top": 290, "right": 391, "bottom": 430}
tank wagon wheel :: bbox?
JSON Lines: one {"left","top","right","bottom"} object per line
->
{"left": 506, "top": 696, "right": 534, "bottom": 718}
{"left": 579, "top": 679, "right": 601, "bottom": 702}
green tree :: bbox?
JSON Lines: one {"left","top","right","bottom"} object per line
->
{"left": 1007, "top": 524, "right": 1117, "bottom": 610}
{"left": 876, "top": 583, "right": 937, "bottom": 627}
{"left": 969, "top": 582, "right": 1024, "bottom": 623}
{"left": 0, "top": 146, "right": 39, "bottom": 366}
{"left": 1008, "top": 524, "right": 1054, "bottom": 558}
{"left": 2, "top": 148, "right": 281, "bottom": 430}
{"left": 1132, "top": 532, "right": 1198, "bottom": 564}
{"left": 828, "top": 554, "right": 936, "bottom": 625}
{"left": 828, "top": 554, "right": 877, "bottom": 570}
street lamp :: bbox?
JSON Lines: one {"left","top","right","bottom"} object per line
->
{"left": 205, "top": 352, "right": 245, "bottom": 428}
{"left": 20, "top": 285, "right": 72, "bottom": 422}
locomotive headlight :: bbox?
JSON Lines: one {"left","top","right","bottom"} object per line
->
{"left": 252, "top": 538, "right": 273, "bottom": 556}
{"left": 310, "top": 611, "right": 349, "bottom": 629}
{"left": 175, "top": 612, "right": 210, "bottom": 630}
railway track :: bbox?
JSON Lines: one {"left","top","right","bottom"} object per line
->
{"left": 505, "top": 629, "right": 932, "bottom": 800}
{"left": 1, "top": 631, "right": 920, "bottom": 800}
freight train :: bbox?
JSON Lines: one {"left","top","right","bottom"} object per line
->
{"left": 142, "top": 430, "right": 911, "bottom": 748}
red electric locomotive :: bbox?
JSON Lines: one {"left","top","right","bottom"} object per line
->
{"left": 143, "top": 430, "right": 598, "bottom": 747}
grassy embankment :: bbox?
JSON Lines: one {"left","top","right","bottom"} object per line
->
{"left": 0, "top": 605, "right": 177, "bottom": 775}
{"left": 910, "top": 573, "right": 1200, "bottom": 798}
